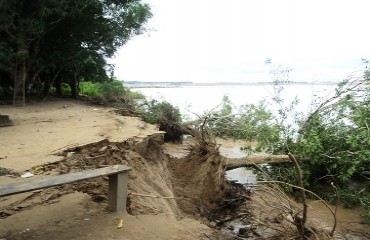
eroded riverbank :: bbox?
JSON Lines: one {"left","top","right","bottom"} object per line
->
{"left": 1, "top": 100, "right": 368, "bottom": 239}
{"left": 164, "top": 137, "right": 370, "bottom": 239}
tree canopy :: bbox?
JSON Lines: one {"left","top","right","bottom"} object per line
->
{"left": 0, "top": 0, "right": 152, "bottom": 104}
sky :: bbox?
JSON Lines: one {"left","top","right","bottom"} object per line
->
{"left": 110, "top": 0, "right": 370, "bottom": 83}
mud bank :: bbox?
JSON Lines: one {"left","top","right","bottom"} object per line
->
{"left": 43, "top": 133, "right": 229, "bottom": 218}
{"left": 0, "top": 100, "right": 248, "bottom": 239}
{"left": 1, "top": 100, "right": 367, "bottom": 239}
{"left": 1, "top": 133, "right": 243, "bottom": 239}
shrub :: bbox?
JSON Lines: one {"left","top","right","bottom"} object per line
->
{"left": 79, "top": 80, "right": 144, "bottom": 109}
{"left": 207, "top": 96, "right": 280, "bottom": 152}
{"left": 138, "top": 100, "right": 183, "bottom": 142}
{"left": 263, "top": 77, "right": 370, "bottom": 222}
{"left": 80, "top": 81, "right": 100, "bottom": 97}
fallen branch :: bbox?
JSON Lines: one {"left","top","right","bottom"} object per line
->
{"left": 129, "top": 192, "right": 177, "bottom": 199}
{"left": 298, "top": 78, "right": 364, "bottom": 135}
{"left": 216, "top": 213, "right": 250, "bottom": 225}
{"left": 259, "top": 180, "right": 337, "bottom": 227}
{"left": 330, "top": 182, "right": 339, "bottom": 237}
{"left": 129, "top": 193, "right": 176, "bottom": 199}
{"left": 223, "top": 154, "right": 290, "bottom": 170}
{"left": 85, "top": 153, "right": 106, "bottom": 159}
{"left": 288, "top": 152, "right": 308, "bottom": 239}
{"left": 253, "top": 218, "right": 287, "bottom": 234}
{"left": 252, "top": 184, "right": 322, "bottom": 240}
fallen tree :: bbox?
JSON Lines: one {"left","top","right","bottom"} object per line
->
{"left": 223, "top": 154, "right": 290, "bottom": 170}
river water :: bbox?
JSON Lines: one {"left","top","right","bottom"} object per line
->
{"left": 137, "top": 84, "right": 369, "bottom": 238}
{"left": 135, "top": 84, "right": 336, "bottom": 118}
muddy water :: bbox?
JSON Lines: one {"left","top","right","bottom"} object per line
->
{"left": 164, "top": 138, "right": 370, "bottom": 238}
{"left": 220, "top": 140, "right": 370, "bottom": 239}
{"left": 216, "top": 138, "right": 257, "bottom": 185}
{"left": 307, "top": 200, "right": 369, "bottom": 239}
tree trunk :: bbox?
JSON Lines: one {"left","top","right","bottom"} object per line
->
{"left": 13, "top": 61, "right": 27, "bottom": 106}
{"left": 43, "top": 68, "right": 63, "bottom": 99}
{"left": 55, "top": 78, "right": 62, "bottom": 96}
{"left": 42, "top": 74, "right": 51, "bottom": 98}
{"left": 0, "top": 75, "right": 12, "bottom": 98}
{"left": 27, "top": 68, "right": 43, "bottom": 94}
{"left": 223, "top": 155, "right": 290, "bottom": 170}
{"left": 70, "top": 73, "right": 78, "bottom": 99}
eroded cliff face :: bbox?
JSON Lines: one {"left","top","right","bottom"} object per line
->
{"left": 3, "top": 132, "right": 351, "bottom": 239}
{"left": 1, "top": 133, "right": 229, "bottom": 221}
{"left": 167, "top": 145, "right": 227, "bottom": 218}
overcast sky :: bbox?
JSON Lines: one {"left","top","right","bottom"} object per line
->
{"left": 111, "top": 0, "right": 370, "bottom": 83}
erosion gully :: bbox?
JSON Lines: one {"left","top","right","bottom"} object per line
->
{"left": 163, "top": 138, "right": 369, "bottom": 239}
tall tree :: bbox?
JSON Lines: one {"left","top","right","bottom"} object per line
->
{"left": 0, "top": 0, "right": 152, "bottom": 104}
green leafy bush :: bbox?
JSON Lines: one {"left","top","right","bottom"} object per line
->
{"left": 207, "top": 96, "right": 280, "bottom": 152}
{"left": 79, "top": 80, "right": 144, "bottom": 108}
{"left": 138, "top": 100, "right": 182, "bottom": 142}
{"left": 97, "top": 80, "right": 128, "bottom": 100}
{"left": 139, "top": 100, "right": 181, "bottom": 125}
{"left": 213, "top": 66, "right": 370, "bottom": 222}
{"left": 60, "top": 83, "right": 72, "bottom": 95}
{"left": 263, "top": 76, "right": 370, "bottom": 222}
{"left": 80, "top": 80, "right": 128, "bottom": 101}
{"left": 80, "top": 82, "right": 100, "bottom": 97}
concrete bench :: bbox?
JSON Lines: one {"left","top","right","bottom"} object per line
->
{"left": 0, "top": 165, "right": 131, "bottom": 212}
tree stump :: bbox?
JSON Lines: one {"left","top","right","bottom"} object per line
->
{"left": 0, "top": 115, "right": 12, "bottom": 127}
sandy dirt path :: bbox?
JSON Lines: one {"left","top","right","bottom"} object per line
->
{"left": 0, "top": 99, "right": 157, "bottom": 172}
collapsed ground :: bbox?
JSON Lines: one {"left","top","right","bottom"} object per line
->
{"left": 1, "top": 99, "right": 254, "bottom": 240}
{"left": 1, "top": 99, "right": 369, "bottom": 239}
{"left": 1, "top": 133, "right": 250, "bottom": 239}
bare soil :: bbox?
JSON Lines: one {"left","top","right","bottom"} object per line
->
{"left": 3, "top": 99, "right": 366, "bottom": 240}
{"left": 0, "top": 99, "right": 219, "bottom": 240}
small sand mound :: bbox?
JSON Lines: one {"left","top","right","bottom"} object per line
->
{"left": 168, "top": 144, "right": 228, "bottom": 218}
{"left": 42, "top": 133, "right": 182, "bottom": 218}
{"left": 0, "top": 114, "right": 12, "bottom": 127}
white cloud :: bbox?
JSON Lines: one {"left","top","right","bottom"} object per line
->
{"left": 110, "top": 0, "right": 370, "bottom": 82}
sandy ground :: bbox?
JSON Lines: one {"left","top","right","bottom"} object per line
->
{"left": 0, "top": 99, "right": 212, "bottom": 240}
{"left": 1, "top": 99, "right": 369, "bottom": 240}
{"left": 0, "top": 99, "right": 157, "bottom": 172}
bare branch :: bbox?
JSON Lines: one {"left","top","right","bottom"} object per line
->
{"left": 330, "top": 182, "right": 339, "bottom": 237}
{"left": 259, "top": 181, "right": 336, "bottom": 222}
{"left": 288, "top": 152, "right": 308, "bottom": 238}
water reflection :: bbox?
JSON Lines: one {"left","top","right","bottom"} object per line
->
{"left": 307, "top": 199, "right": 370, "bottom": 239}
{"left": 216, "top": 138, "right": 258, "bottom": 185}
{"left": 225, "top": 168, "right": 256, "bottom": 185}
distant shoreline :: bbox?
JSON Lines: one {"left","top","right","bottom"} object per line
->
{"left": 126, "top": 81, "right": 338, "bottom": 89}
